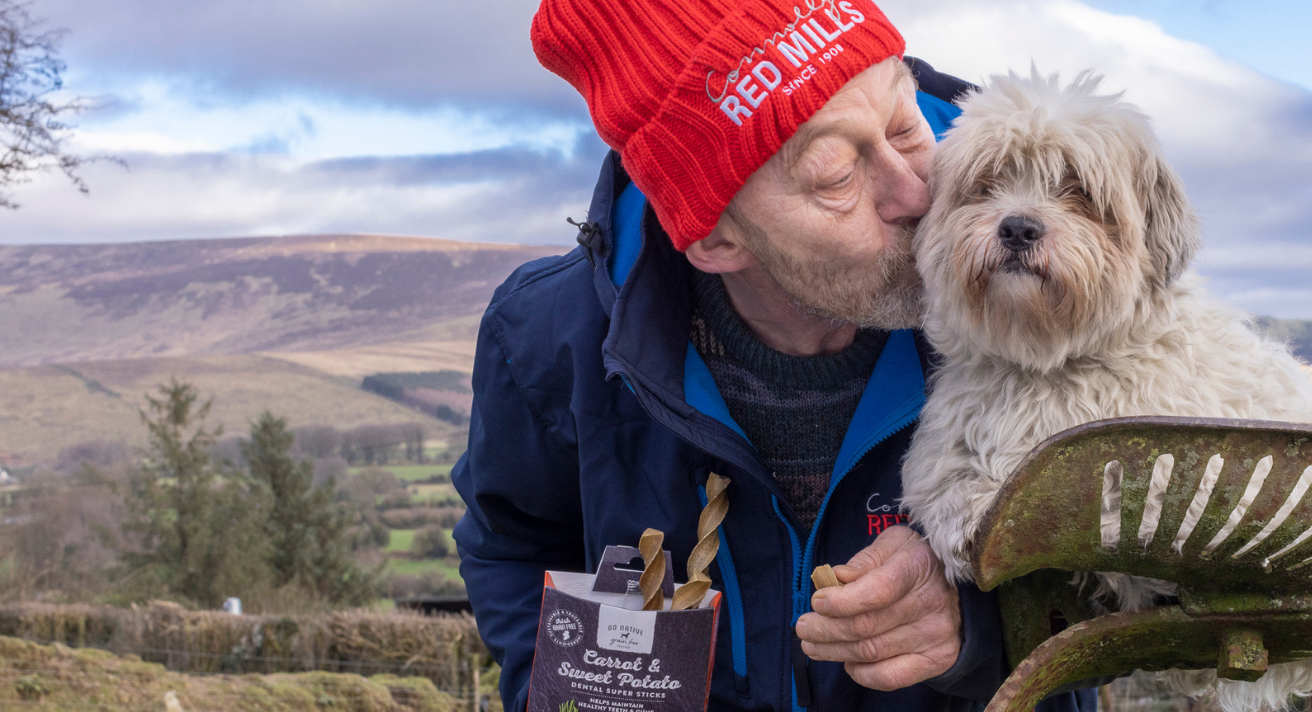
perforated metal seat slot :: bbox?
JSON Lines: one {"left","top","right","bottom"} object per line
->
{"left": 1138, "top": 454, "right": 1175, "bottom": 549}
{"left": 1235, "top": 465, "right": 1312, "bottom": 560}
{"left": 1203, "top": 455, "right": 1274, "bottom": 555}
{"left": 1101, "top": 460, "right": 1123, "bottom": 549}
{"left": 1172, "top": 454, "right": 1224, "bottom": 554}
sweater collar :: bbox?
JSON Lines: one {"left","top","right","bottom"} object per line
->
{"left": 689, "top": 269, "right": 889, "bottom": 391}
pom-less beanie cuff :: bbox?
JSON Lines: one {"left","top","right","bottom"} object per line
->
{"left": 532, "top": 0, "right": 905, "bottom": 251}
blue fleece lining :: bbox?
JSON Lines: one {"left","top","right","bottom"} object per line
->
{"left": 917, "top": 89, "right": 961, "bottom": 140}
{"left": 830, "top": 329, "right": 926, "bottom": 478}
{"left": 608, "top": 181, "right": 646, "bottom": 287}
{"left": 685, "top": 344, "right": 750, "bottom": 440}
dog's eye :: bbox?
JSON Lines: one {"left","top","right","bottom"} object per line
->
{"left": 1061, "top": 175, "right": 1093, "bottom": 204}
{"left": 967, "top": 181, "right": 992, "bottom": 201}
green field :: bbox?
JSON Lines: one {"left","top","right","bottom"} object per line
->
{"left": 408, "top": 482, "right": 458, "bottom": 503}
{"left": 349, "top": 463, "right": 455, "bottom": 481}
{"left": 386, "top": 529, "right": 416, "bottom": 553}
{"left": 387, "top": 557, "right": 462, "bottom": 579}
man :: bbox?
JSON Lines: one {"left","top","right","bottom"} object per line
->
{"left": 454, "top": 1, "right": 1095, "bottom": 710}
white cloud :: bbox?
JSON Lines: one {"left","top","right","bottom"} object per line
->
{"left": 43, "top": 0, "right": 569, "bottom": 111}
{"left": 70, "top": 79, "right": 590, "bottom": 160}
{"left": 888, "top": 0, "right": 1312, "bottom": 164}
{"left": 0, "top": 145, "right": 604, "bottom": 246}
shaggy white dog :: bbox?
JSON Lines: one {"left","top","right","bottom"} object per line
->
{"left": 901, "top": 70, "right": 1312, "bottom": 711}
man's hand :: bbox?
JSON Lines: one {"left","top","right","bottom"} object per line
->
{"left": 795, "top": 525, "right": 962, "bottom": 690}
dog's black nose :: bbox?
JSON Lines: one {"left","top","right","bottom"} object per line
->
{"left": 998, "top": 215, "right": 1045, "bottom": 252}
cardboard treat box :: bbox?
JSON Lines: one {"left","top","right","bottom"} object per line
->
{"left": 527, "top": 545, "right": 721, "bottom": 712}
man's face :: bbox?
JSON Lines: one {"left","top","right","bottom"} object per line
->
{"left": 719, "top": 57, "right": 936, "bottom": 329}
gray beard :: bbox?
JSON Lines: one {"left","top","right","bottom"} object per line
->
{"left": 736, "top": 213, "right": 925, "bottom": 330}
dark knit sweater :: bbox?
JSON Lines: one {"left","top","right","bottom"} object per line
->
{"left": 688, "top": 272, "right": 887, "bottom": 531}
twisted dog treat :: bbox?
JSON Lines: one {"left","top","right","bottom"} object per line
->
{"left": 639, "top": 528, "right": 667, "bottom": 611}
{"left": 671, "top": 473, "right": 730, "bottom": 611}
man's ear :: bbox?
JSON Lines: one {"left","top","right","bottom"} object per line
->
{"left": 685, "top": 220, "right": 760, "bottom": 274}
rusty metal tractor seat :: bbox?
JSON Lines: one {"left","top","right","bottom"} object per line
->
{"left": 974, "top": 416, "right": 1312, "bottom": 712}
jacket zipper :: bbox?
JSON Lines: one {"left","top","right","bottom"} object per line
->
{"left": 772, "top": 497, "right": 808, "bottom": 711}
{"left": 774, "top": 393, "right": 924, "bottom": 712}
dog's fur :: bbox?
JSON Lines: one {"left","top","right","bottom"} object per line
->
{"left": 901, "top": 70, "right": 1312, "bottom": 711}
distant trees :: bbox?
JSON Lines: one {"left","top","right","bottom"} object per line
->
{"left": 243, "top": 412, "right": 378, "bottom": 605}
{"left": 361, "top": 371, "right": 470, "bottom": 427}
{"left": 411, "top": 527, "right": 451, "bottom": 559}
{"left": 214, "top": 421, "right": 462, "bottom": 471}
{"left": 117, "top": 379, "right": 271, "bottom": 608}
{"left": 114, "top": 380, "right": 380, "bottom": 608}
{"left": 0, "top": 377, "right": 468, "bottom": 609}
{"left": 0, "top": 0, "right": 101, "bottom": 208}
{"left": 339, "top": 423, "right": 430, "bottom": 465}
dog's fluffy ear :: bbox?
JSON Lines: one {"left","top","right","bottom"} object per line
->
{"left": 1141, "top": 155, "right": 1200, "bottom": 289}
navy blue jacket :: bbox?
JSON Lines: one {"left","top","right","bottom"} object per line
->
{"left": 454, "top": 59, "right": 1096, "bottom": 712}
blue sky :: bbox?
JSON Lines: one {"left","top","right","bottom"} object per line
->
{"left": 1, "top": 0, "right": 1310, "bottom": 318}
{"left": 1084, "top": 0, "right": 1311, "bottom": 92}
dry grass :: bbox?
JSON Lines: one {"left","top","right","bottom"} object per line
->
{"left": 0, "top": 355, "right": 456, "bottom": 464}
{"left": 0, "top": 635, "right": 456, "bottom": 711}
{"left": 0, "top": 602, "right": 485, "bottom": 689}
{"left": 264, "top": 337, "right": 477, "bottom": 380}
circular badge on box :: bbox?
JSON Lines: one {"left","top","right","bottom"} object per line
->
{"left": 545, "top": 609, "right": 584, "bottom": 647}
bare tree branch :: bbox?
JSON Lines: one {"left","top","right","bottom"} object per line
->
{"left": 0, "top": 0, "right": 114, "bottom": 209}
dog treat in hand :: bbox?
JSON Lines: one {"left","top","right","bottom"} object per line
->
{"left": 672, "top": 472, "right": 730, "bottom": 611}
{"left": 639, "top": 528, "right": 667, "bottom": 611}
{"left": 811, "top": 564, "right": 841, "bottom": 590}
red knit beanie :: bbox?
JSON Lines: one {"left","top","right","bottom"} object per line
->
{"left": 531, "top": 0, "right": 905, "bottom": 251}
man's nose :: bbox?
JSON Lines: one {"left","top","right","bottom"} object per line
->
{"left": 873, "top": 151, "right": 931, "bottom": 226}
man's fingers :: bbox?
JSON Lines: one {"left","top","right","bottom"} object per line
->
{"left": 796, "top": 577, "right": 952, "bottom": 644}
{"left": 796, "top": 526, "right": 963, "bottom": 691}
{"left": 812, "top": 540, "right": 936, "bottom": 618}
{"left": 799, "top": 610, "right": 958, "bottom": 662}
{"left": 832, "top": 525, "right": 918, "bottom": 581}
{"left": 842, "top": 645, "right": 961, "bottom": 692}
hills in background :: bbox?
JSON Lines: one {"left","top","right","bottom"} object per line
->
{"left": 0, "top": 235, "right": 566, "bottom": 464}
{"left": 0, "top": 233, "right": 1309, "bottom": 464}
{"left": 1254, "top": 317, "right": 1312, "bottom": 363}
{"left": 0, "top": 234, "right": 562, "bottom": 368}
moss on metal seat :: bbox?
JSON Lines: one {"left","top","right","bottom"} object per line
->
{"left": 974, "top": 417, "right": 1312, "bottom": 711}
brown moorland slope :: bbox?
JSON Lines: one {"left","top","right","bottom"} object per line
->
{"left": 0, "top": 354, "right": 459, "bottom": 464}
{"left": 0, "top": 234, "right": 565, "bottom": 368}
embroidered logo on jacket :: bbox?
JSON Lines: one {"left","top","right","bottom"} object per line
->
{"left": 866, "top": 492, "right": 910, "bottom": 536}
